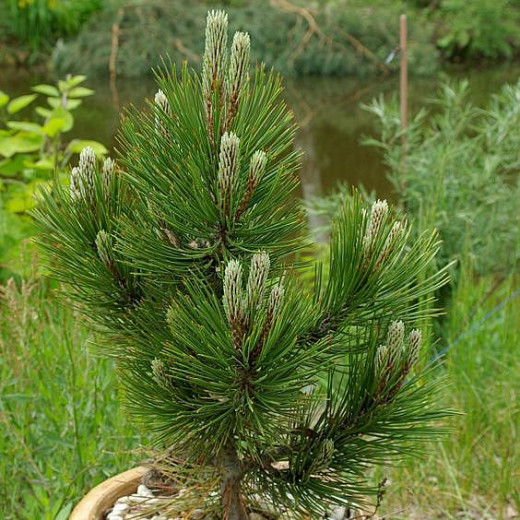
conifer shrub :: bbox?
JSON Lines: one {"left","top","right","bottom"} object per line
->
{"left": 35, "top": 10, "right": 450, "bottom": 519}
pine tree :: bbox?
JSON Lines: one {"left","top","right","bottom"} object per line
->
{"left": 34, "top": 10, "right": 450, "bottom": 520}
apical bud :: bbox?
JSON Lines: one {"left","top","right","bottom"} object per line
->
{"left": 154, "top": 89, "right": 170, "bottom": 135}
{"left": 363, "top": 199, "right": 388, "bottom": 250}
{"left": 79, "top": 146, "right": 96, "bottom": 180}
{"left": 70, "top": 167, "right": 81, "bottom": 200}
{"left": 268, "top": 283, "right": 285, "bottom": 317}
{"left": 95, "top": 230, "right": 112, "bottom": 269}
{"left": 151, "top": 358, "right": 172, "bottom": 390}
{"left": 202, "top": 10, "right": 228, "bottom": 103}
{"left": 246, "top": 251, "right": 270, "bottom": 312}
{"left": 386, "top": 320, "right": 405, "bottom": 353}
{"left": 102, "top": 157, "right": 115, "bottom": 198}
{"left": 249, "top": 150, "right": 267, "bottom": 187}
{"left": 217, "top": 132, "right": 240, "bottom": 214}
{"left": 223, "top": 259, "right": 243, "bottom": 326}
{"left": 226, "top": 31, "right": 250, "bottom": 129}
{"left": 408, "top": 329, "right": 422, "bottom": 362}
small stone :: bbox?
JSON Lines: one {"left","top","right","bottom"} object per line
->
{"left": 329, "top": 506, "right": 347, "bottom": 520}
{"left": 117, "top": 495, "right": 131, "bottom": 504}
{"left": 129, "top": 494, "right": 148, "bottom": 504}
{"left": 112, "top": 503, "right": 130, "bottom": 513}
{"left": 107, "top": 515, "right": 123, "bottom": 520}
{"left": 137, "top": 484, "right": 154, "bottom": 496}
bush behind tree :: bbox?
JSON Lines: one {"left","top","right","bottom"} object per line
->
{"left": 53, "top": 0, "right": 438, "bottom": 79}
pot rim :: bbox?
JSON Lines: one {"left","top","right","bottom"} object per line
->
{"left": 69, "top": 466, "right": 149, "bottom": 520}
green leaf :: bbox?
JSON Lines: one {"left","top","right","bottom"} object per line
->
{"left": 0, "top": 155, "right": 29, "bottom": 177}
{"left": 66, "top": 99, "right": 83, "bottom": 110}
{"left": 0, "top": 135, "right": 14, "bottom": 157}
{"left": 25, "top": 157, "right": 54, "bottom": 171}
{"left": 47, "top": 97, "right": 82, "bottom": 111}
{"left": 67, "top": 75, "right": 87, "bottom": 87}
{"left": 58, "top": 80, "right": 69, "bottom": 94}
{"left": 5, "top": 180, "right": 48, "bottom": 213}
{"left": 0, "top": 132, "right": 44, "bottom": 157}
{"left": 13, "top": 132, "right": 45, "bottom": 153}
{"left": 7, "top": 121, "right": 43, "bottom": 134}
{"left": 35, "top": 107, "right": 52, "bottom": 119}
{"left": 7, "top": 94, "right": 38, "bottom": 114}
{"left": 32, "top": 84, "right": 60, "bottom": 97}
{"left": 47, "top": 97, "right": 61, "bottom": 109}
{"left": 0, "top": 91, "right": 9, "bottom": 108}
{"left": 68, "top": 87, "right": 94, "bottom": 98}
{"left": 55, "top": 503, "right": 73, "bottom": 520}
{"left": 67, "top": 139, "right": 108, "bottom": 156}
{"left": 45, "top": 107, "right": 74, "bottom": 133}
{"left": 42, "top": 117, "right": 67, "bottom": 137}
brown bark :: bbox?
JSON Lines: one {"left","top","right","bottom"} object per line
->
{"left": 221, "top": 444, "right": 248, "bottom": 520}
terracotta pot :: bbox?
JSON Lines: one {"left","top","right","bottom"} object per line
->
{"left": 70, "top": 466, "right": 148, "bottom": 520}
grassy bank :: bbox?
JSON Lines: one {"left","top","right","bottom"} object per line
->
{"left": 0, "top": 262, "right": 142, "bottom": 519}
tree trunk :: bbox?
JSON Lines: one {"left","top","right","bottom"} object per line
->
{"left": 221, "top": 443, "right": 248, "bottom": 520}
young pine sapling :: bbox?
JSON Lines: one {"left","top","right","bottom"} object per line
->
{"left": 35, "top": 10, "right": 449, "bottom": 520}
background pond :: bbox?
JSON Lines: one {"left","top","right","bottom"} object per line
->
{"left": 3, "top": 63, "right": 520, "bottom": 202}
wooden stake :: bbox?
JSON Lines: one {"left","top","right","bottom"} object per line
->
{"left": 109, "top": 8, "right": 124, "bottom": 107}
{"left": 400, "top": 14, "right": 408, "bottom": 184}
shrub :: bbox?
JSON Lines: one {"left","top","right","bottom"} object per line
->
{"left": 364, "top": 80, "right": 520, "bottom": 278}
{"left": 35, "top": 11, "right": 450, "bottom": 518}
{"left": 0, "top": 75, "right": 106, "bottom": 281}
{"left": 433, "top": 0, "right": 520, "bottom": 61}
{"left": 5, "top": 0, "right": 104, "bottom": 56}
{"left": 53, "top": 0, "right": 438, "bottom": 79}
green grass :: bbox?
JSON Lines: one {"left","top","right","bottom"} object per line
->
{"left": 380, "top": 269, "right": 520, "bottom": 519}
{"left": 0, "top": 265, "right": 142, "bottom": 520}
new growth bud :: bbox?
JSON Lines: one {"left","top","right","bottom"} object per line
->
{"left": 223, "top": 259, "right": 243, "bottom": 326}
{"left": 249, "top": 150, "right": 267, "bottom": 185}
{"left": 202, "top": 10, "right": 228, "bottom": 99}
{"left": 71, "top": 146, "right": 97, "bottom": 201}
{"left": 268, "top": 283, "right": 285, "bottom": 317}
{"left": 102, "top": 157, "right": 115, "bottom": 177}
{"left": 151, "top": 358, "right": 172, "bottom": 390}
{"left": 375, "top": 320, "right": 405, "bottom": 377}
{"left": 236, "top": 150, "right": 267, "bottom": 220}
{"left": 408, "top": 329, "right": 422, "bottom": 363}
{"left": 363, "top": 199, "right": 389, "bottom": 250}
{"left": 387, "top": 221, "right": 403, "bottom": 244}
{"left": 102, "top": 157, "right": 115, "bottom": 199}
{"left": 246, "top": 251, "right": 270, "bottom": 312}
{"left": 154, "top": 89, "right": 170, "bottom": 135}
{"left": 202, "top": 10, "right": 228, "bottom": 145}
{"left": 154, "top": 89, "right": 169, "bottom": 112}
{"left": 95, "top": 230, "right": 112, "bottom": 269}
{"left": 375, "top": 344, "right": 390, "bottom": 375}
{"left": 79, "top": 146, "right": 96, "bottom": 180}
{"left": 386, "top": 320, "right": 405, "bottom": 353}
{"left": 226, "top": 31, "right": 250, "bottom": 130}
{"left": 70, "top": 167, "right": 81, "bottom": 200}
{"left": 218, "top": 132, "right": 241, "bottom": 215}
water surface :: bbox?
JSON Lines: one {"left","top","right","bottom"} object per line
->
{"left": 3, "top": 64, "right": 520, "bottom": 205}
